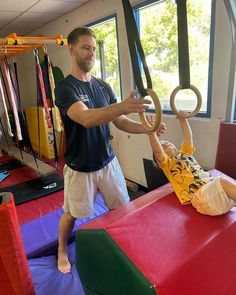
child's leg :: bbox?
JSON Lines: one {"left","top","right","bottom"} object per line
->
{"left": 220, "top": 176, "right": 236, "bottom": 201}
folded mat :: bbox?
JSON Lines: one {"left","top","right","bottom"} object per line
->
{"left": 21, "top": 192, "right": 108, "bottom": 258}
{"left": 28, "top": 242, "right": 84, "bottom": 295}
{"left": 0, "top": 172, "right": 64, "bottom": 205}
{"left": 0, "top": 158, "right": 24, "bottom": 171}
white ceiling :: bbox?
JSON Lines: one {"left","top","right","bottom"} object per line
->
{"left": 0, "top": 0, "right": 91, "bottom": 37}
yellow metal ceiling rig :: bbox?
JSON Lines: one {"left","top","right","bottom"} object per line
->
{"left": 0, "top": 33, "right": 67, "bottom": 60}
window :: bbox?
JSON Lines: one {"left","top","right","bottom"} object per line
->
{"left": 88, "top": 16, "right": 121, "bottom": 100}
{"left": 134, "top": 0, "right": 213, "bottom": 116}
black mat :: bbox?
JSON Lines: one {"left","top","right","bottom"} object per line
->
{"left": 0, "top": 173, "right": 64, "bottom": 205}
{"left": 0, "top": 159, "right": 25, "bottom": 171}
{"left": 143, "top": 158, "right": 169, "bottom": 191}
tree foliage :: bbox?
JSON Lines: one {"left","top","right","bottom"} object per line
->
{"left": 91, "top": 0, "right": 212, "bottom": 108}
{"left": 91, "top": 19, "right": 120, "bottom": 97}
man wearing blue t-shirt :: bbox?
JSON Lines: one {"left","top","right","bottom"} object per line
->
{"left": 55, "top": 27, "right": 165, "bottom": 273}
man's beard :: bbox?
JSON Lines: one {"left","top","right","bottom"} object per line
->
{"left": 76, "top": 57, "right": 94, "bottom": 73}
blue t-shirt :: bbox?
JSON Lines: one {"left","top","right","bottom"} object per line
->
{"left": 55, "top": 74, "right": 116, "bottom": 172}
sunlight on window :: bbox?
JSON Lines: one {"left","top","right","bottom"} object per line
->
{"left": 138, "top": 0, "right": 212, "bottom": 113}
{"left": 90, "top": 18, "right": 121, "bottom": 100}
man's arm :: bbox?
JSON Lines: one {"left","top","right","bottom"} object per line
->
{"left": 177, "top": 111, "right": 193, "bottom": 147}
{"left": 67, "top": 90, "right": 151, "bottom": 128}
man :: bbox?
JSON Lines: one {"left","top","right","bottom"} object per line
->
{"left": 55, "top": 27, "right": 165, "bottom": 273}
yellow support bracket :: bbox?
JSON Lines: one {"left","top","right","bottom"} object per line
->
{"left": 6, "top": 38, "right": 23, "bottom": 45}
{"left": 56, "top": 38, "right": 67, "bottom": 45}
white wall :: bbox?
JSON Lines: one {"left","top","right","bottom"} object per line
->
{"left": 16, "top": 0, "right": 232, "bottom": 187}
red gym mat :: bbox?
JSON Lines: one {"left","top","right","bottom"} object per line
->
{"left": 77, "top": 170, "right": 236, "bottom": 294}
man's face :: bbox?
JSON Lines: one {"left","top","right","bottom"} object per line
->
{"left": 70, "top": 35, "right": 96, "bottom": 73}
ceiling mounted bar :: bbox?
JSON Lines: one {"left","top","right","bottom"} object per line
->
{"left": 0, "top": 32, "right": 67, "bottom": 60}
{"left": 0, "top": 33, "right": 67, "bottom": 46}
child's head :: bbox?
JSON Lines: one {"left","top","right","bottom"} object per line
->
{"left": 161, "top": 140, "right": 179, "bottom": 157}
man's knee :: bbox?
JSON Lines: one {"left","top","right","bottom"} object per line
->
{"left": 63, "top": 212, "right": 77, "bottom": 221}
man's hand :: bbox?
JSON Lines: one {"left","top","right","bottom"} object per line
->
{"left": 118, "top": 90, "right": 151, "bottom": 115}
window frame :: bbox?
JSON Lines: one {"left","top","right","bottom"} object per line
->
{"left": 132, "top": 0, "right": 216, "bottom": 118}
{"left": 86, "top": 14, "right": 122, "bottom": 100}
{"left": 234, "top": 101, "right": 236, "bottom": 122}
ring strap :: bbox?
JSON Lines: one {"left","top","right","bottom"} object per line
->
{"left": 121, "top": 0, "right": 152, "bottom": 97}
{"left": 176, "top": 0, "right": 190, "bottom": 89}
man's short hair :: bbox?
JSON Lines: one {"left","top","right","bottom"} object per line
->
{"left": 67, "top": 27, "right": 96, "bottom": 45}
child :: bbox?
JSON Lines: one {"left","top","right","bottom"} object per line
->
{"left": 147, "top": 112, "right": 236, "bottom": 216}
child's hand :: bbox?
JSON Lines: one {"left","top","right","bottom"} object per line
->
{"left": 156, "top": 122, "right": 166, "bottom": 136}
{"left": 146, "top": 116, "right": 166, "bottom": 136}
{"left": 176, "top": 110, "right": 190, "bottom": 119}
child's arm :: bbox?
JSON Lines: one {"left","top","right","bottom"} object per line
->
{"left": 146, "top": 116, "right": 165, "bottom": 163}
{"left": 177, "top": 111, "right": 193, "bottom": 148}
{"left": 148, "top": 133, "right": 165, "bottom": 163}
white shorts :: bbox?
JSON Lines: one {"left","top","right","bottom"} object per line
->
{"left": 63, "top": 157, "right": 130, "bottom": 218}
{"left": 191, "top": 177, "right": 234, "bottom": 216}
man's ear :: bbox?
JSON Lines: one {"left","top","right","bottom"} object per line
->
{"left": 68, "top": 44, "right": 74, "bottom": 56}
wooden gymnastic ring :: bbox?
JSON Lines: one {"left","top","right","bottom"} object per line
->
{"left": 170, "top": 84, "right": 202, "bottom": 118}
{"left": 139, "top": 88, "right": 162, "bottom": 132}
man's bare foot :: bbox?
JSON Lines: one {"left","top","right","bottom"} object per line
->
{"left": 57, "top": 251, "right": 71, "bottom": 274}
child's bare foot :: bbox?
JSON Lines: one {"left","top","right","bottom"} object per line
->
{"left": 57, "top": 251, "right": 71, "bottom": 274}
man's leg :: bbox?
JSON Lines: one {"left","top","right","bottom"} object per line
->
{"left": 98, "top": 157, "right": 130, "bottom": 209}
{"left": 58, "top": 165, "right": 97, "bottom": 273}
{"left": 57, "top": 212, "right": 76, "bottom": 273}
{"left": 220, "top": 176, "right": 236, "bottom": 200}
